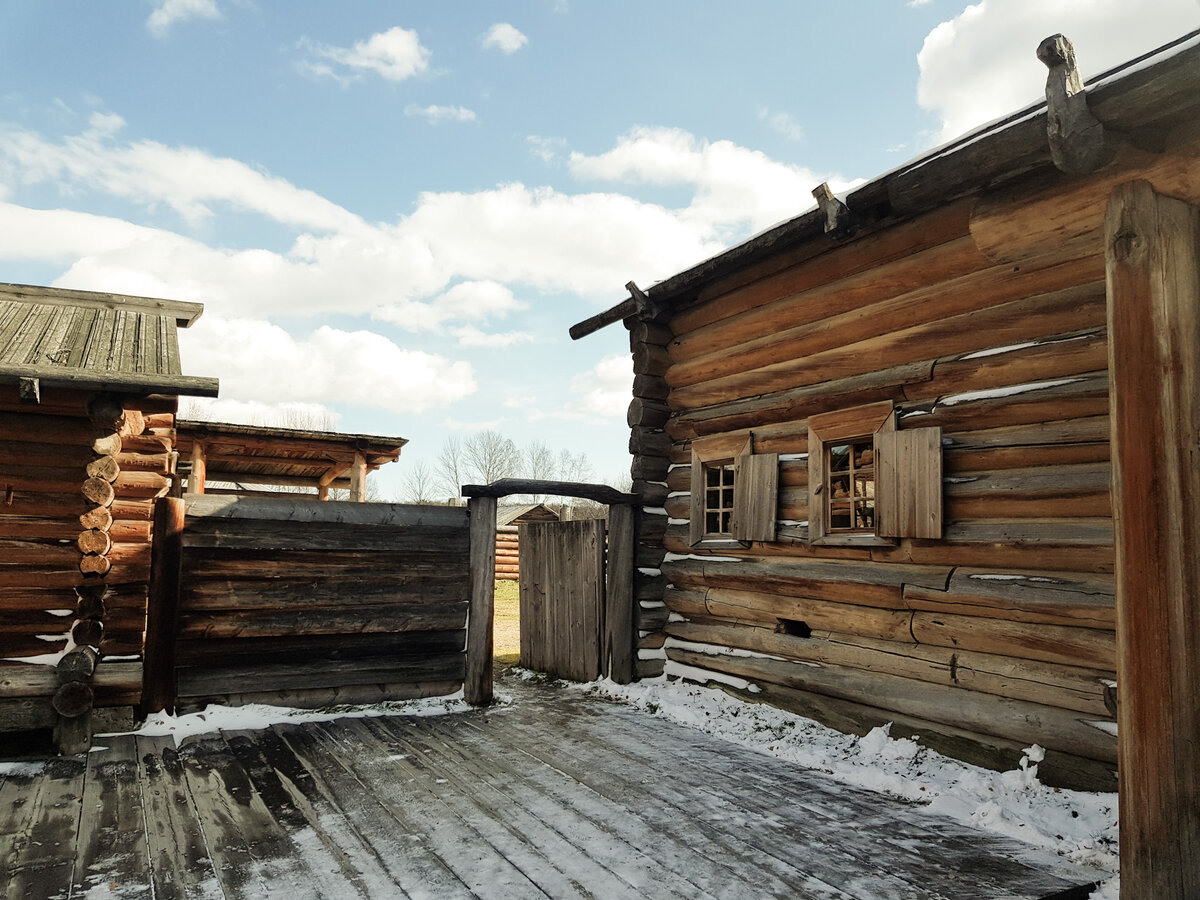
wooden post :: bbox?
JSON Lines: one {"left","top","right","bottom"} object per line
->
{"left": 186, "top": 440, "right": 206, "bottom": 495}
{"left": 350, "top": 451, "right": 367, "bottom": 502}
{"left": 465, "top": 495, "right": 497, "bottom": 705}
{"left": 141, "top": 496, "right": 186, "bottom": 715}
{"left": 1105, "top": 179, "right": 1200, "bottom": 896}
{"left": 605, "top": 504, "right": 636, "bottom": 684}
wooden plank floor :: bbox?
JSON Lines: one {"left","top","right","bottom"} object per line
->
{"left": 1, "top": 682, "right": 1105, "bottom": 899}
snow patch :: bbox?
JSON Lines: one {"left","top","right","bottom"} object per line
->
{"left": 637, "top": 567, "right": 661, "bottom": 576}
{"left": 642, "top": 507, "right": 667, "bottom": 516}
{"left": 941, "top": 378, "right": 1081, "bottom": 407}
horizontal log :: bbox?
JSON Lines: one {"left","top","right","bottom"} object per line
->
{"left": 662, "top": 556, "right": 951, "bottom": 607}
{"left": 667, "top": 647, "right": 1117, "bottom": 763}
{"left": 109, "top": 519, "right": 151, "bottom": 544}
{"left": 675, "top": 200, "right": 975, "bottom": 334}
{"left": 79, "top": 507, "right": 113, "bottom": 531}
{"left": 79, "top": 554, "right": 112, "bottom": 576}
{"left": 628, "top": 397, "right": 671, "bottom": 429}
{"left": 945, "top": 415, "right": 1110, "bottom": 451}
{"left": 85, "top": 455, "right": 120, "bottom": 482}
{"left": 0, "top": 697, "right": 57, "bottom": 730}
{"left": 627, "top": 320, "right": 673, "bottom": 348}
{"left": 110, "top": 499, "right": 154, "bottom": 521}
{"left": 181, "top": 576, "right": 469, "bottom": 612}
{"left": 51, "top": 681, "right": 93, "bottom": 717}
{"left": 910, "top": 609, "right": 1114, "bottom": 669}
{"left": 175, "top": 630, "right": 465, "bottom": 666}
{"left": 0, "top": 411, "right": 114, "bottom": 446}
{"left": 699, "top": 587, "right": 914, "bottom": 642}
{"left": 0, "top": 441, "right": 97, "bottom": 469}
{"left": 92, "top": 661, "right": 143, "bottom": 707}
{"left": 177, "top": 680, "right": 462, "bottom": 713}
{"left": 0, "top": 585, "right": 80, "bottom": 612}
{"left": 629, "top": 427, "right": 671, "bottom": 458}
{"left": 70, "top": 618, "right": 103, "bottom": 647}
{"left": 184, "top": 494, "right": 470, "bottom": 528}
{"left": 178, "top": 600, "right": 468, "bottom": 639}
{"left": 0, "top": 491, "right": 89, "bottom": 519}
{"left": 632, "top": 342, "right": 670, "bottom": 377}
{"left": 462, "top": 479, "right": 637, "bottom": 505}
{"left": 81, "top": 477, "right": 115, "bottom": 507}
{"left": 177, "top": 654, "right": 465, "bottom": 696}
{"left": 670, "top": 282, "right": 1106, "bottom": 411}
{"left": 57, "top": 646, "right": 98, "bottom": 682}
{"left": 180, "top": 519, "right": 470, "bottom": 554}
{"left": 632, "top": 374, "right": 669, "bottom": 401}
{"left": 181, "top": 550, "right": 467, "bottom": 581}
{"left": 0, "top": 538, "right": 82, "bottom": 568}
{"left": 77, "top": 529, "right": 112, "bottom": 555}
{"left": 112, "top": 470, "right": 170, "bottom": 499}
{"left": 0, "top": 517, "right": 81, "bottom": 541}
{"left": 900, "top": 373, "right": 1110, "bottom": 433}
{"left": 117, "top": 433, "right": 172, "bottom": 454}
{"left": 736, "top": 680, "right": 1116, "bottom": 792}
{"left": 113, "top": 451, "right": 172, "bottom": 474}
{"left": 942, "top": 518, "right": 1113, "bottom": 546}
{"left": 630, "top": 455, "right": 669, "bottom": 482}
{"left": 943, "top": 461, "right": 1111, "bottom": 503}
{"left": 944, "top": 441, "right": 1109, "bottom": 474}
{"left": 904, "top": 569, "right": 1114, "bottom": 628}
{"left": 668, "top": 619, "right": 1114, "bottom": 716}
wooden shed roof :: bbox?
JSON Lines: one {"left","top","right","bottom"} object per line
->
{"left": 0, "top": 282, "right": 219, "bottom": 397}
{"left": 572, "top": 29, "right": 1200, "bottom": 336}
{"left": 175, "top": 419, "right": 408, "bottom": 490}
{"left": 497, "top": 503, "right": 561, "bottom": 527}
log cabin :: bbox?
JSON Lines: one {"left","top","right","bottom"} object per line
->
{"left": 0, "top": 282, "right": 218, "bottom": 752}
{"left": 572, "top": 30, "right": 1200, "bottom": 795}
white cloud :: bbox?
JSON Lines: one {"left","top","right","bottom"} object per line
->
{"left": 405, "top": 104, "right": 478, "bottom": 124}
{"left": 304, "top": 27, "right": 431, "bottom": 84}
{"left": 570, "top": 126, "right": 853, "bottom": 237}
{"left": 373, "top": 280, "right": 525, "bottom": 333}
{"left": 916, "top": 0, "right": 1200, "bottom": 142}
{"left": 451, "top": 326, "right": 534, "bottom": 347}
{"left": 180, "top": 398, "right": 341, "bottom": 429}
{"left": 527, "top": 135, "right": 567, "bottom": 164}
{"left": 482, "top": 23, "right": 529, "bottom": 54}
{"left": 546, "top": 354, "right": 631, "bottom": 422}
{"left": 759, "top": 109, "right": 805, "bottom": 143}
{"left": 147, "top": 0, "right": 220, "bottom": 37}
{"left": 179, "top": 317, "right": 477, "bottom": 413}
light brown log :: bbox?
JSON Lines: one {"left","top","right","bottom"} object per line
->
{"left": 81, "top": 476, "right": 115, "bottom": 507}
{"left": 109, "top": 519, "right": 152, "bottom": 543}
{"left": 670, "top": 283, "right": 1107, "bottom": 411}
{"left": 0, "top": 538, "right": 82, "bottom": 567}
{"left": 109, "top": 498, "right": 158, "bottom": 521}
{"left": 79, "top": 555, "right": 112, "bottom": 576}
{"left": 903, "top": 569, "right": 1114, "bottom": 628}
{"left": 142, "top": 412, "right": 174, "bottom": 430}
{"left": 0, "top": 411, "right": 107, "bottom": 445}
{"left": 118, "top": 432, "right": 172, "bottom": 454}
{"left": 79, "top": 506, "right": 114, "bottom": 531}
{"left": 944, "top": 440, "right": 1109, "bottom": 474}
{"left": 113, "top": 470, "right": 170, "bottom": 499}
{"left": 119, "top": 409, "right": 146, "bottom": 437}
{"left": 673, "top": 199, "right": 976, "bottom": 336}
{"left": 0, "top": 441, "right": 96, "bottom": 468}
{"left": 700, "top": 587, "right": 914, "bottom": 642}
{"left": 0, "top": 517, "right": 80, "bottom": 541}
{"left": 910, "top": 610, "right": 1114, "bottom": 669}
{"left": 1105, "top": 179, "right": 1200, "bottom": 894}
{"left": 77, "top": 529, "right": 112, "bottom": 555}
{"left": 114, "top": 451, "right": 172, "bottom": 474}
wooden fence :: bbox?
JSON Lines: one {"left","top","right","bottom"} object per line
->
{"left": 143, "top": 495, "right": 471, "bottom": 712}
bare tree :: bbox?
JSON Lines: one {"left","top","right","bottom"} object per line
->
{"left": 435, "top": 435, "right": 465, "bottom": 500}
{"left": 401, "top": 459, "right": 437, "bottom": 503}
{"left": 463, "top": 430, "right": 521, "bottom": 484}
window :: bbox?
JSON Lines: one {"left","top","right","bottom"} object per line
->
{"left": 808, "top": 401, "right": 942, "bottom": 545}
{"left": 689, "top": 437, "right": 778, "bottom": 546}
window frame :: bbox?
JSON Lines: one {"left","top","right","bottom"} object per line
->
{"left": 807, "top": 401, "right": 897, "bottom": 547}
{"left": 689, "top": 436, "right": 779, "bottom": 548}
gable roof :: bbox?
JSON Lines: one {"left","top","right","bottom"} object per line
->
{"left": 0, "top": 282, "right": 219, "bottom": 397}
{"left": 497, "top": 503, "right": 561, "bottom": 527}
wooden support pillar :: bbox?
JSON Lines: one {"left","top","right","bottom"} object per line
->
{"left": 141, "top": 497, "right": 186, "bottom": 715}
{"left": 465, "top": 495, "right": 497, "bottom": 706}
{"left": 605, "top": 503, "right": 636, "bottom": 684}
{"left": 350, "top": 451, "right": 367, "bottom": 502}
{"left": 186, "top": 440, "right": 206, "bottom": 495}
{"left": 1105, "top": 179, "right": 1200, "bottom": 896}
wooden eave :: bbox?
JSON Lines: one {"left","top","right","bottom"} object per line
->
{"left": 176, "top": 419, "right": 408, "bottom": 488}
{"left": 0, "top": 282, "right": 205, "bottom": 327}
{"left": 570, "top": 29, "right": 1200, "bottom": 335}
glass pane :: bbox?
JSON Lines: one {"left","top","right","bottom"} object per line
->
{"left": 854, "top": 475, "right": 874, "bottom": 499}
{"left": 830, "top": 475, "right": 850, "bottom": 499}
{"left": 722, "top": 487, "right": 734, "bottom": 508}
{"left": 855, "top": 500, "right": 875, "bottom": 529}
{"left": 707, "top": 466, "right": 721, "bottom": 487}
{"left": 707, "top": 488, "right": 721, "bottom": 509}
{"left": 720, "top": 511, "right": 732, "bottom": 532}
{"left": 829, "top": 444, "right": 851, "bottom": 472}
{"left": 830, "top": 501, "right": 852, "bottom": 530}
{"left": 854, "top": 442, "right": 874, "bottom": 469}
{"left": 706, "top": 512, "right": 720, "bottom": 532}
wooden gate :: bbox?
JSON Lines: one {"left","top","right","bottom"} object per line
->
{"left": 518, "top": 519, "right": 606, "bottom": 681}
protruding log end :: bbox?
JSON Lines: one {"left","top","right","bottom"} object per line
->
{"left": 1037, "top": 33, "right": 1112, "bottom": 175}
{"left": 812, "top": 182, "right": 851, "bottom": 234}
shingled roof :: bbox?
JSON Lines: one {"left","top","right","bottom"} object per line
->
{"left": 0, "top": 282, "right": 219, "bottom": 397}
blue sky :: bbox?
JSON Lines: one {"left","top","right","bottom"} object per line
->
{"left": 1, "top": 0, "right": 1196, "bottom": 498}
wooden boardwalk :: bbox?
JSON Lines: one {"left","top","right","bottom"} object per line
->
{"left": 1, "top": 681, "right": 1104, "bottom": 899}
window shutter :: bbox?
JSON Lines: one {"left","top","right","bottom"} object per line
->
{"left": 875, "top": 427, "right": 942, "bottom": 539}
{"left": 733, "top": 449, "right": 779, "bottom": 543}
{"left": 689, "top": 449, "right": 705, "bottom": 546}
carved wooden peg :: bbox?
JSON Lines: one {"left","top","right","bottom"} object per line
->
{"left": 812, "top": 182, "right": 850, "bottom": 233}
{"left": 1038, "top": 33, "right": 1111, "bottom": 175}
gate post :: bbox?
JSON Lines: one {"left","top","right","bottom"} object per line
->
{"left": 465, "top": 495, "right": 497, "bottom": 705}
{"left": 606, "top": 504, "right": 636, "bottom": 684}
{"left": 1106, "top": 179, "right": 1200, "bottom": 895}
{"left": 141, "top": 496, "right": 185, "bottom": 715}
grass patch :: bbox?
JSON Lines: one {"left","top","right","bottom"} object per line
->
{"left": 494, "top": 579, "right": 520, "bottom": 664}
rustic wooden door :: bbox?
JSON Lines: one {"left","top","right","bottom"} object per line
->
{"left": 518, "top": 519, "right": 606, "bottom": 681}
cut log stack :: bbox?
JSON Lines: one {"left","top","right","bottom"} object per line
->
{"left": 495, "top": 524, "right": 520, "bottom": 581}
{"left": 626, "top": 320, "right": 673, "bottom": 678}
{"left": 0, "top": 386, "right": 174, "bottom": 747}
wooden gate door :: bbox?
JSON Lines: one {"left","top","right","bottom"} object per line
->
{"left": 518, "top": 519, "right": 606, "bottom": 681}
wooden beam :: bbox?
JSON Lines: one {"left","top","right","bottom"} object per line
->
{"left": 186, "top": 440, "right": 206, "bottom": 495}
{"left": 1038, "top": 34, "right": 1111, "bottom": 175}
{"left": 568, "top": 296, "right": 637, "bottom": 340}
{"left": 462, "top": 478, "right": 638, "bottom": 505}
{"left": 350, "top": 451, "right": 367, "bottom": 502}
{"left": 465, "top": 495, "right": 497, "bottom": 706}
{"left": 812, "top": 182, "right": 851, "bottom": 234}
{"left": 606, "top": 504, "right": 636, "bottom": 684}
{"left": 141, "top": 497, "right": 185, "bottom": 715}
{"left": 1106, "top": 178, "right": 1200, "bottom": 895}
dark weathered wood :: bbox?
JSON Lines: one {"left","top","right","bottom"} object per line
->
{"left": 183, "top": 493, "right": 469, "bottom": 527}
{"left": 1106, "top": 179, "right": 1200, "bottom": 896}
{"left": 465, "top": 495, "right": 496, "bottom": 706}
{"left": 1039, "top": 34, "right": 1112, "bottom": 175}
{"left": 462, "top": 478, "right": 637, "bottom": 505}
{"left": 178, "top": 600, "right": 467, "bottom": 639}
{"left": 142, "top": 496, "right": 184, "bottom": 715}
{"left": 178, "top": 654, "right": 464, "bottom": 697}
{"left": 606, "top": 504, "right": 636, "bottom": 684}
{"left": 569, "top": 295, "right": 637, "bottom": 340}
{"left": 181, "top": 518, "right": 470, "bottom": 553}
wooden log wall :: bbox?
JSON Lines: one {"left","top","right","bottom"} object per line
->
{"left": 0, "top": 385, "right": 173, "bottom": 741}
{"left": 626, "top": 320, "right": 673, "bottom": 679}
{"left": 163, "top": 496, "right": 471, "bottom": 711}
{"left": 496, "top": 523, "right": 520, "bottom": 581}
{"left": 618, "top": 150, "right": 1200, "bottom": 787}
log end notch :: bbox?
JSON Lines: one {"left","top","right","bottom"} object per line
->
{"left": 1038, "top": 33, "right": 1114, "bottom": 176}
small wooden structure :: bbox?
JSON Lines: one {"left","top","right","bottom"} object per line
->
{"left": 0, "top": 283, "right": 217, "bottom": 752}
{"left": 175, "top": 419, "right": 407, "bottom": 501}
{"left": 495, "top": 503, "right": 560, "bottom": 580}
{"left": 574, "top": 30, "right": 1200, "bottom": 893}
